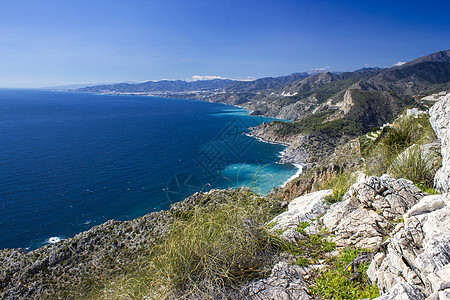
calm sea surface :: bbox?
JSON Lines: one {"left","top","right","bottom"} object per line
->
{"left": 0, "top": 89, "right": 299, "bottom": 250}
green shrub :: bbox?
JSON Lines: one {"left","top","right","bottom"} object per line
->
{"left": 295, "top": 221, "right": 310, "bottom": 235}
{"left": 311, "top": 248, "right": 379, "bottom": 300}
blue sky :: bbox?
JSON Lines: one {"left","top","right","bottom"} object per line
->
{"left": 0, "top": 0, "right": 449, "bottom": 88}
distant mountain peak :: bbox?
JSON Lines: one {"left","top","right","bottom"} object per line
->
{"left": 306, "top": 68, "right": 331, "bottom": 75}
{"left": 401, "top": 49, "right": 450, "bottom": 68}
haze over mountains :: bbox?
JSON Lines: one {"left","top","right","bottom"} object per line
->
{"left": 78, "top": 50, "right": 450, "bottom": 119}
{"left": 77, "top": 50, "right": 448, "bottom": 132}
{"left": 78, "top": 50, "right": 450, "bottom": 167}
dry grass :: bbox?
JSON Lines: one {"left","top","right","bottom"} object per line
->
{"left": 93, "top": 190, "right": 287, "bottom": 300}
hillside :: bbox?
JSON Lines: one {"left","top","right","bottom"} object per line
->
{"left": 2, "top": 91, "right": 449, "bottom": 299}
{"left": 76, "top": 50, "right": 450, "bottom": 167}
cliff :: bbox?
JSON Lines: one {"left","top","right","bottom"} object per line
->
{"left": 3, "top": 52, "right": 450, "bottom": 298}
{"left": 76, "top": 50, "right": 450, "bottom": 168}
{"left": 1, "top": 92, "right": 448, "bottom": 299}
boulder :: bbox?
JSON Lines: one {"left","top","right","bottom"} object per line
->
{"left": 367, "top": 193, "right": 450, "bottom": 297}
{"left": 429, "top": 92, "right": 450, "bottom": 192}
{"left": 322, "top": 174, "right": 425, "bottom": 249}
{"left": 268, "top": 189, "right": 332, "bottom": 238}
{"left": 372, "top": 282, "right": 426, "bottom": 300}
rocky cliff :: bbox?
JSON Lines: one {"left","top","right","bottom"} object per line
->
{"left": 429, "top": 92, "right": 450, "bottom": 192}
{"left": 3, "top": 56, "right": 450, "bottom": 299}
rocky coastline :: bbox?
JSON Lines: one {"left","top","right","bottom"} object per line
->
{"left": 1, "top": 90, "right": 450, "bottom": 299}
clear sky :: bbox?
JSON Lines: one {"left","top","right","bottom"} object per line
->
{"left": 1, "top": 0, "right": 449, "bottom": 88}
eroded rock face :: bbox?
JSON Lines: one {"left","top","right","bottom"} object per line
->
{"left": 429, "top": 92, "right": 450, "bottom": 192}
{"left": 372, "top": 282, "right": 426, "bottom": 300}
{"left": 367, "top": 193, "right": 450, "bottom": 297}
{"left": 241, "top": 261, "right": 311, "bottom": 300}
{"left": 268, "top": 189, "right": 332, "bottom": 239}
{"left": 0, "top": 213, "right": 172, "bottom": 299}
{"left": 322, "top": 174, "right": 425, "bottom": 249}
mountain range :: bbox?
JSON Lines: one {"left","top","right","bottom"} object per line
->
{"left": 77, "top": 50, "right": 450, "bottom": 165}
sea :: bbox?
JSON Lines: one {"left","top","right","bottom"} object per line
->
{"left": 0, "top": 89, "right": 300, "bottom": 250}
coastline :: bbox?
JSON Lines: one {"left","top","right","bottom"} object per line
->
{"left": 1, "top": 90, "right": 300, "bottom": 251}
{"left": 281, "top": 164, "right": 303, "bottom": 187}
{"left": 244, "top": 132, "right": 290, "bottom": 147}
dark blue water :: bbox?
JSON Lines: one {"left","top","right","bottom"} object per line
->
{"left": 0, "top": 89, "right": 298, "bottom": 250}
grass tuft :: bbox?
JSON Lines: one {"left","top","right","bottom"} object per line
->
{"left": 388, "top": 144, "right": 441, "bottom": 188}
{"left": 319, "top": 171, "right": 358, "bottom": 204}
{"left": 95, "top": 190, "right": 288, "bottom": 299}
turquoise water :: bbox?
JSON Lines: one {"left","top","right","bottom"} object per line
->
{"left": 0, "top": 89, "right": 299, "bottom": 250}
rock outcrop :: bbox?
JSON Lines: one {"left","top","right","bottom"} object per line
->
{"left": 429, "top": 92, "right": 450, "bottom": 192}
{"left": 367, "top": 193, "right": 450, "bottom": 298}
{"left": 268, "top": 189, "right": 332, "bottom": 237}
{"left": 373, "top": 282, "right": 427, "bottom": 300}
{"left": 0, "top": 212, "right": 172, "bottom": 299}
{"left": 241, "top": 261, "right": 311, "bottom": 300}
{"left": 322, "top": 174, "right": 425, "bottom": 249}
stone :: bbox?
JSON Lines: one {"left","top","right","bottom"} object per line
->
{"left": 429, "top": 92, "right": 450, "bottom": 192}
{"left": 372, "top": 282, "right": 426, "bottom": 300}
{"left": 280, "top": 229, "right": 304, "bottom": 243}
{"left": 367, "top": 193, "right": 450, "bottom": 297}
{"left": 427, "top": 289, "right": 450, "bottom": 300}
{"left": 241, "top": 261, "right": 311, "bottom": 300}
{"left": 268, "top": 189, "right": 332, "bottom": 239}
{"left": 322, "top": 174, "right": 424, "bottom": 249}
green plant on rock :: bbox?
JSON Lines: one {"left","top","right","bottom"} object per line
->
{"left": 292, "top": 234, "right": 336, "bottom": 266}
{"left": 295, "top": 221, "right": 310, "bottom": 235}
{"left": 417, "top": 182, "right": 440, "bottom": 195}
{"left": 311, "top": 247, "right": 379, "bottom": 300}
{"left": 319, "top": 170, "right": 358, "bottom": 204}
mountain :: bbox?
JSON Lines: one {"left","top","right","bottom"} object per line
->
{"left": 401, "top": 49, "right": 450, "bottom": 67}
{"left": 76, "top": 50, "right": 450, "bottom": 165}
{"left": 78, "top": 79, "right": 236, "bottom": 94}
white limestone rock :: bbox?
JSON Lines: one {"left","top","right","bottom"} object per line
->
{"left": 367, "top": 193, "right": 450, "bottom": 297}
{"left": 322, "top": 175, "right": 424, "bottom": 249}
{"left": 429, "top": 92, "right": 450, "bottom": 192}
{"left": 268, "top": 189, "right": 332, "bottom": 236}
{"left": 241, "top": 261, "right": 311, "bottom": 300}
{"left": 372, "top": 282, "right": 426, "bottom": 300}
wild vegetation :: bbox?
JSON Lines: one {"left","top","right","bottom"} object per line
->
{"left": 311, "top": 248, "right": 379, "bottom": 300}
{"left": 91, "top": 189, "right": 287, "bottom": 299}
{"left": 360, "top": 112, "right": 441, "bottom": 190}
{"left": 274, "top": 111, "right": 365, "bottom": 138}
